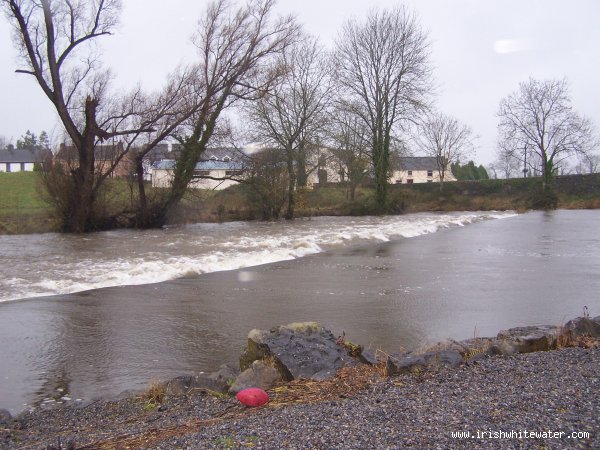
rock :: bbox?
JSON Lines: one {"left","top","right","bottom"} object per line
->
{"left": 208, "top": 364, "right": 239, "bottom": 385}
{"left": 229, "top": 360, "right": 282, "bottom": 393}
{"left": 0, "top": 408, "right": 12, "bottom": 426}
{"left": 164, "top": 374, "right": 229, "bottom": 397}
{"left": 564, "top": 317, "right": 600, "bottom": 338}
{"left": 494, "top": 325, "right": 559, "bottom": 355}
{"left": 386, "top": 350, "right": 463, "bottom": 375}
{"left": 386, "top": 354, "right": 428, "bottom": 375}
{"left": 239, "top": 322, "right": 357, "bottom": 381}
{"left": 357, "top": 347, "right": 379, "bottom": 365}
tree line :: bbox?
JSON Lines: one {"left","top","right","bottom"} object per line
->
{"left": 2, "top": 0, "right": 597, "bottom": 232}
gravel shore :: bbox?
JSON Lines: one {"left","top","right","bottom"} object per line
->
{"left": 2, "top": 347, "right": 598, "bottom": 449}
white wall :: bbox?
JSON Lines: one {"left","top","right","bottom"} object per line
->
{"left": 152, "top": 168, "right": 240, "bottom": 190}
{"left": 390, "top": 169, "right": 457, "bottom": 184}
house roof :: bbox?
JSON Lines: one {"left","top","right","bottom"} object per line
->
{"left": 0, "top": 147, "right": 52, "bottom": 163}
{"left": 152, "top": 159, "right": 244, "bottom": 171}
{"left": 170, "top": 145, "right": 246, "bottom": 163}
{"left": 398, "top": 157, "right": 439, "bottom": 171}
{"left": 142, "top": 143, "right": 171, "bottom": 160}
{"left": 55, "top": 143, "right": 124, "bottom": 161}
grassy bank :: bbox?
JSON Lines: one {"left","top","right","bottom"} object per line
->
{"left": 0, "top": 172, "right": 57, "bottom": 234}
{"left": 1, "top": 172, "right": 599, "bottom": 234}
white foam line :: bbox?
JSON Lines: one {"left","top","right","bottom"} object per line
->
{"left": 0, "top": 212, "right": 516, "bottom": 302}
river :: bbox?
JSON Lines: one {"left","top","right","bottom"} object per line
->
{"left": 0, "top": 210, "right": 599, "bottom": 414}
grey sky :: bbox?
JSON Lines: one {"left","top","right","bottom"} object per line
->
{"left": 1, "top": 0, "right": 599, "bottom": 165}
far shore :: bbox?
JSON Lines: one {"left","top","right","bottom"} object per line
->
{"left": 1, "top": 172, "right": 599, "bottom": 235}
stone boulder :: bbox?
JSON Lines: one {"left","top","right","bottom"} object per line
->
{"left": 208, "top": 364, "right": 239, "bottom": 385}
{"left": 164, "top": 374, "right": 229, "bottom": 397}
{"left": 564, "top": 317, "right": 600, "bottom": 338}
{"left": 386, "top": 350, "right": 463, "bottom": 375}
{"left": 229, "top": 360, "right": 282, "bottom": 393}
{"left": 0, "top": 409, "right": 12, "bottom": 426}
{"left": 239, "top": 322, "right": 357, "bottom": 381}
{"left": 494, "top": 325, "right": 559, "bottom": 355}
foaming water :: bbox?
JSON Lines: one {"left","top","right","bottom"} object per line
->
{"left": 0, "top": 212, "right": 516, "bottom": 302}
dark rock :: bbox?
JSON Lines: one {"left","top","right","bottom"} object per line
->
{"left": 165, "top": 374, "right": 228, "bottom": 397}
{"left": 0, "top": 408, "right": 12, "bottom": 426}
{"left": 564, "top": 317, "right": 600, "bottom": 338}
{"left": 386, "top": 354, "right": 428, "bottom": 375}
{"left": 357, "top": 347, "right": 379, "bottom": 365}
{"left": 495, "top": 325, "right": 559, "bottom": 355}
{"left": 208, "top": 364, "right": 239, "bottom": 385}
{"left": 239, "top": 322, "right": 357, "bottom": 381}
{"left": 434, "top": 350, "right": 464, "bottom": 368}
{"left": 386, "top": 350, "right": 463, "bottom": 375}
{"left": 229, "top": 360, "right": 282, "bottom": 393}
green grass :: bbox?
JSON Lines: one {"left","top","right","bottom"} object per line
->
{"left": 0, "top": 172, "right": 52, "bottom": 216}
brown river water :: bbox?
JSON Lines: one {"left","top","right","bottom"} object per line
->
{"left": 0, "top": 210, "right": 598, "bottom": 414}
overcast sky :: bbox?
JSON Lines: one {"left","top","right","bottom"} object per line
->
{"left": 1, "top": 0, "right": 599, "bottom": 165}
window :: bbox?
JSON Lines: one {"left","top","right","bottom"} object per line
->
{"left": 225, "top": 170, "right": 243, "bottom": 176}
{"left": 222, "top": 156, "right": 231, "bottom": 162}
{"left": 407, "top": 170, "right": 412, "bottom": 176}
{"left": 395, "top": 179, "right": 402, "bottom": 184}
{"left": 427, "top": 170, "right": 433, "bottom": 177}
{"left": 407, "top": 179, "right": 414, "bottom": 184}
{"left": 427, "top": 180, "right": 433, "bottom": 183}
{"left": 193, "top": 170, "right": 211, "bottom": 177}
{"left": 209, "top": 155, "right": 217, "bottom": 161}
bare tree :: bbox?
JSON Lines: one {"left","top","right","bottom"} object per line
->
{"left": 334, "top": 6, "right": 432, "bottom": 208}
{"left": 327, "top": 103, "right": 370, "bottom": 200}
{"left": 246, "top": 36, "right": 332, "bottom": 219}
{"left": 489, "top": 148, "right": 521, "bottom": 179}
{"left": 497, "top": 77, "right": 594, "bottom": 189}
{"left": 244, "top": 147, "right": 289, "bottom": 220}
{"left": 2, "top": 0, "right": 164, "bottom": 232}
{"left": 416, "top": 112, "right": 474, "bottom": 190}
{"left": 148, "top": 0, "right": 299, "bottom": 225}
{"left": 117, "top": 66, "right": 203, "bottom": 227}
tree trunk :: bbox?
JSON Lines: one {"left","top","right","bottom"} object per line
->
{"left": 285, "top": 154, "right": 296, "bottom": 220}
{"left": 372, "top": 129, "right": 389, "bottom": 209}
{"left": 296, "top": 148, "right": 308, "bottom": 188}
{"left": 350, "top": 182, "right": 357, "bottom": 201}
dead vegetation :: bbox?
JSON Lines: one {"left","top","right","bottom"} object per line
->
{"left": 269, "top": 363, "right": 386, "bottom": 407}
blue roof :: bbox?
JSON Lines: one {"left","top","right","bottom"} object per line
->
{"left": 152, "top": 159, "right": 243, "bottom": 170}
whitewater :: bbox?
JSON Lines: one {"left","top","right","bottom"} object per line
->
{"left": 0, "top": 212, "right": 516, "bottom": 302}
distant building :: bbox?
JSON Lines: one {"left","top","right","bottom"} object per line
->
{"left": 151, "top": 148, "right": 245, "bottom": 190}
{"left": 55, "top": 142, "right": 132, "bottom": 178}
{"left": 390, "top": 157, "right": 456, "bottom": 184}
{"left": 0, "top": 147, "right": 52, "bottom": 172}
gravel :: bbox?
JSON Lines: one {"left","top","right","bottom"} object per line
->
{"left": 2, "top": 347, "right": 598, "bottom": 449}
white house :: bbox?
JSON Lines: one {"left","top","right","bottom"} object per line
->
{"left": 0, "top": 147, "right": 52, "bottom": 172}
{"left": 151, "top": 149, "right": 244, "bottom": 190}
{"left": 390, "top": 157, "right": 456, "bottom": 184}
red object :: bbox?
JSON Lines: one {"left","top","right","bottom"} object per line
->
{"left": 236, "top": 388, "right": 269, "bottom": 407}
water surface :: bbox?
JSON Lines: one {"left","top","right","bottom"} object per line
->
{"left": 1, "top": 210, "right": 598, "bottom": 414}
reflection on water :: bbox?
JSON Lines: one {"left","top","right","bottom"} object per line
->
{"left": 0, "top": 210, "right": 599, "bottom": 414}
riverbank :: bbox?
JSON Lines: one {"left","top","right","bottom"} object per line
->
{"left": 1, "top": 172, "right": 599, "bottom": 234}
{"left": 2, "top": 346, "right": 598, "bottom": 449}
